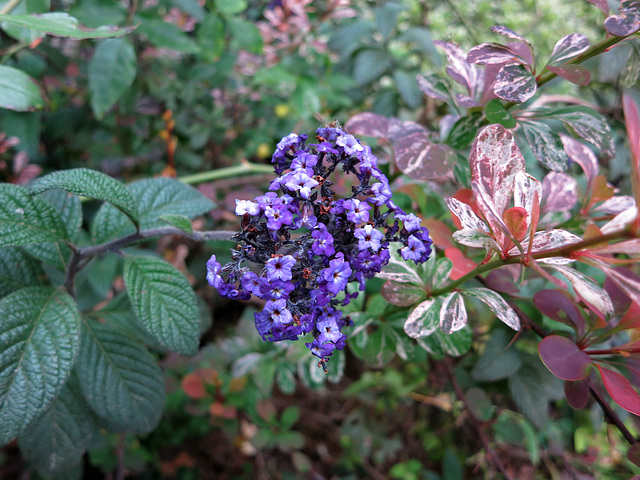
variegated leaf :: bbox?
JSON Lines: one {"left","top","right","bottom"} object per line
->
{"left": 521, "top": 121, "right": 569, "bottom": 171}
{"left": 560, "top": 134, "right": 598, "bottom": 186}
{"left": 514, "top": 171, "right": 542, "bottom": 236}
{"left": 433, "top": 40, "right": 479, "bottom": 94}
{"left": 416, "top": 74, "right": 452, "bottom": 103}
{"left": 439, "top": 291, "right": 467, "bottom": 334}
{"left": 546, "top": 65, "right": 591, "bottom": 86}
{"left": 548, "top": 34, "right": 590, "bottom": 66}
{"left": 432, "top": 257, "right": 453, "bottom": 288}
{"left": 381, "top": 281, "right": 427, "bottom": 307}
{"left": 490, "top": 25, "right": 531, "bottom": 46}
{"left": 600, "top": 206, "right": 638, "bottom": 234}
{"left": 462, "top": 287, "right": 520, "bottom": 330}
{"left": 494, "top": 64, "right": 537, "bottom": 103}
{"left": 546, "top": 264, "right": 614, "bottom": 320}
{"left": 404, "top": 298, "right": 442, "bottom": 338}
{"left": 445, "top": 197, "right": 488, "bottom": 231}
{"left": 452, "top": 229, "right": 501, "bottom": 251}
{"left": 552, "top": 106, "right": 615, "bottom": 159}
{"left": 592, "top": 196, "right": 636, "bottom": 214}
{"left": 467, "top": 43, "right": 527, "bottom": 65}
{"left": 541, "top": 172, "right": 579, "bottom": 214}
{"left": 377, "top": 247, "right": 424, "bottom": 285}
{"left": 588, "top": 239, "right": 640, "bottom": 255}
{"left": 345, "top": 112, "right": 389, "bottom": 139}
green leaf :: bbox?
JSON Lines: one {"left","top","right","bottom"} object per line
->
{"left": 0, "top": 0, "right": 48, "bottom": 43}
{"left": 447, "top": 112, "right": 483, "bottom": 149}
{"left": 23, "top": 189, "right": 82, "bottom": 270}
{"left": 88, "top": 38, "right": 137, "bottom": 119}
{"left": 137, "top": 19, "right": 200, "bottom": 54}
{"left": 0, "top": 65, "right": 45, "bottom": 111}
{"left": 0, "top": 111, "right": 40, "bottom": 158}
{"left": 275, "top": 365, "right": 296, "bottom": 395}
{"left": 76, "top": 320, "right": 164, "bottom": 433}
{"left": 227, "top": 17, "right": 262, "bottom": 54}
{"left": 0, "top": 247, "right": 46, "bottom": 297}
{"left": 18, "top": 373, "right": 99, "bottom": 475}
{"left": 417, "top": 326, "right": 472, "bottom": 358}
{"left": 547, "top": 105, "right": 615, "bottom": 159}
{"left": 214, "top": 0, "right": 247, "bottom": 14}
{"left": 124, "top": 255, "right": 200, "bottom": 355}
{"left": 0, "top": 13, "right": 132, "bottom": 38}
{"left": 0, "top": 184, "right": 68, "bottom": 247}
{"left": 508, "top": 354, "right": 563, "bottom": 428}
{"left": 197, "top": 14, "right": 225, "bottom": 62}
{"left": 159, "top": 214, "right": 193, "bottom": 233}
{"left": 0, "top": 287, "right": 81, "bottom": 445}
{"left": 521, "top": 121, "right": 568, "bottom": 172}
{"left": 91, "top": 177, "right": 214, "bottom": 243}
{"left": 471, "top": 329, "right": 522, "bottom": 381}
{"left": 393, "top": 70, "right": 422, "bottom": 109}
{"left": 30, "top": 168, "right": 140, "bottom": 228}
{"left": 377, "top": 246, "right": 424, "bottom": 285}
{"left": 353, "top": 49, "right": 392, "bottom": 86}
{"left": 485, "top": 99, "right": 516, "bottom": 128}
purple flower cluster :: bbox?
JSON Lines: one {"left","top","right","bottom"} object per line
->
{"left": 206, "top": 126, "right": 432, "bottom": 365}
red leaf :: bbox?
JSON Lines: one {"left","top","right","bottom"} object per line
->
{"left": 345, "top": 112, "right": 389, "bottom": 138}
{"left": 564, "top": 379, "right": 590, "bottom": 409}
{"left": 623, "top": 93, "right": 640, "bottom": 226}
{"left": 585, "top": 0, "right": 609, "bottom": 16}
{"left": 484, "top": 266, "right": 521, "bottom": 294}
{"left": 539, "top": 335, "right": 592, "bottom": 381}
{"left": 533, "top": 289, "right": 586, "bottom": 335}
{"left": 502, "top": 206, "right": 528, "bottom": 242}
{"left": 628, "top": 443, "right": 640, "bottom": 468}
{"left": 444, "top": 247, "right": 477, "bottom": 280}
{"left": 588, "top": 174, "right": 615, "bottom": 207}
{"left": 619, "top": 302, "right": 640, "bottom": 331}
{"left": 453, "top": 188, "right": 482, "bottom": 217}
{"left": 422, "top": 218, "right": 455, "bottom": 249}
{"left": 597, "top": 365, "right": 640, "bottom": 416}
{"left": 546, "top": 64, "right": 591, "bottom": 86}
{"left": 182, "top": 373, "right": 207, "bottom": 399}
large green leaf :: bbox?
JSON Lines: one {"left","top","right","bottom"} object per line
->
{"left": 0, "top": 65, "right": 45, "bottom": 111}
{"left": 0, "top": 247, "right": 46, "bottom": 297}
{"left": 137, "top": 18, "right": 200, "bottom": 54}
{"left": 30, "top": 168, "right": 140, "bottom": 228}
{"left": 22, "top": 189, "right": 82, "bottom": 270}
{"left": 471, "top": 329, "right": 522, "bottom": 381}
{"left": 76, "top": 320, "right": 164, "bottom": 433}
{"left": 88, "top": 38, "right": 137, "bottom": 119}
{"left": 0, "top": 287, "right": 81, "bottom": 445}
{"left": 18, "top": 373, "right": 99, "bottom": 475}
{"left": 91, "top": 177, "right": 214, "bottom": 243}
{"left": 124, "top": 255, "right": 200, "bottom": 355}
{"left": 0, "top": 12, "right": 131, "bottom": 38}
{"left": 0, "top": 184, "right": 68, "bottom": 247}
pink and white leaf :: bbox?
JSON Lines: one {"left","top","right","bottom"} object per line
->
{"left": 494, "top": 64, "right": 537, "bottom": 103}
{"left": 588, "top": 239, "right": 640, "bottom": 255}
{"left": 470, "top": 124, "right": 526, "bottom": 217}
{"left": 452, "top": 229, "right": 501, "bottom": 251}
{"left": 473, "top": 180, "right": 510, "bottom": 249}
{"left": 548, "top": 34, "right": 590, "bottom": 66}
{"left": 416, "top": 74, "right": 451, "bottom": 103}
{"left": 381, "top": 281, "right": 426, "bottom": 307}
{"left": 404, "top": 298, "right": 442, "bottom": 338}
{"left": 433, "top": 40, "right": 479, "bottom": 94}
{"left": 592, "top": 263, "right": 640, "bottom": 306}
{"left": 462, "top": 287, "right": 520, "bottom": 330}
{"left": 490, "top": 25, "right": 531, "bottom": 46}
{"left": 600, "top": 206, "right": 638, "bottom": 234}
{"left": 541, "top": 172, "right": 579, "bottom": 214}
{"left": 545, "top": 264, "right": 614, "bottom": 320}
{"left": 560, "top": 133, "right": 598, "bottom": 186}
{"left": 445, "top": 196, "right": 488, "bottom": 231}
{"left": 514, "top": 171, "right": 542, "bottom": 236}
{"left": 545, "top": 65, "right": 591, "bottom": 87}
{"left": 467, "top": 43, "right": 527, "bottom": 65}
{"left": 377, "top": 248, "right": 424, "bottom": 285}
{"left": 592, "top": 195, "right": 635, "bottom": 215}
{"left": 623, "top": 93, "right": 640, "bottom": 210}
{"left": 439, "top": 291, "right": 467, "bottom": 334}
{"left": 345, "top": 112, "right": 390, "bottom": 139}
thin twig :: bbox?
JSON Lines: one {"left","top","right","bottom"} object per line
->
{"left": 443, "top": 358, "right": 515, "bottom": 480}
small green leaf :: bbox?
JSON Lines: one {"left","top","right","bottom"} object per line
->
{"left": 0, "top": 247, "right": 46, "bottom": 296}
{"left": 0, "top": 13, "right": 132, "bottom": 38}
{"left": 30, "top": 168, "right": 140, "bottom": 228}
{"left": 0, "top": 65, "right": 45, "bottom": 111}
{"left": 0, "top": 287, "right": 81, "bottom": 445}
{"left": 137, "top": 19, "right": 200, "bottom": 54}
{"left": 124, "top": 255, "right": 200, "bottom": 355}
{"left": 447, "top": 112, "right": 483, "bottom": 149}
{"left": 76, "top": 320, "right": 164, "bottom": 433}
{"left": 91, "top": 177, "right": 214, "bottom": 243}
{"left": 0, "top": 184, "right": 68, "bottom": 247}
{"left": 472, "top": 329, "right": 522, "bottom": 381}
{"left": 214, "top": 0, "right": 247, "bottom": 15}
{"left": 159, "top": 214, "right": 193, "bottom": 233}
{"left": 353, "top": 49, "right": 392, "bottom": 86}
{"left": 18, "top": 373, "right": 99, "bottom": 475}
{"left": 485, "top": 99, "right": 516, "bottom": 128}
{"left": 88, "top": 38, "right": 137, "bottom": 119}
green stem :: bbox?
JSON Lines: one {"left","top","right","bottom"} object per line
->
{"left": 179, "top": 163, "right": 274, "bottom": 186}
{"left": 0, "top": 0, "right": 23, "bottom": 15}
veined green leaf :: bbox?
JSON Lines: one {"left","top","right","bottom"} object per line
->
{"left": 18, "top": 373, "right": 99, "bottom": 475}
{"left": 0, "top": 65, "right": 45, "bottom": 111}
{"left": 0, "top": 13, "right": 132, "bottom": 38}
{"left": 91, "top": 177, "right": 214, "bottom": 243}
{"left": 0, "top": 247, "right": 46, "bottom": 296}
{"left": 124, "top": 255, "right": 200, "bottom": 355}
{"left": 0, "top": 184, "right": 68, "bottom": 247}
{"left": 30, "top": 168, "right": 140, "bottom": 228}
{"left": 0, "top": 287, "right": 81, "bottom": 445}
{"left": 158, "top": 214, "right": 193, "bottom": 233}
{"left": 88, "top": 38, "right": 137, "bottom": 119}
{"left": 76, "top": 320, "right": 164, "bottom": 433}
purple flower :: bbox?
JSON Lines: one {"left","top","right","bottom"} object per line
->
{"left": 369, "top": 180, "right": 393, "bottom": 206}
{"left": 235, "top": 199, "right": 261, "bottom": 216}
{"left": 354, "top": 224, "right": 383, "bottom": 252}
{"left": 206, "top": 255, "right": 223, "bottom": 287}
{"left": 260, "top": 279, "right": 295, "bottom": 300}
{"left": 291, "top": 151, "right": 318, "bottom": 176}
{"left": 401, "top": 235, "right": 427, "bottom": 262}
{"left": 265, "top": 204, "right": 293, "bottom": 230}
{"left": 284, "top": 171, "right": 319, "bottom": 199}
{"left": 312, "top": 224, "right": 335, "bottom": 256}
{"left": 265, "top": 255, "right": 296, "bottom": 281}
{"left": 321, "top": 253, "right": 352, "bottom": 295}
{"left": 344, "top": 198, "right": 371, "bottom": 224}
{"left": 336, "top": 134, "right": 364, "bottom": 155}
{"left": 316, "top": 126, "right": 345, "bottom": 142}
{"left": 305, "top": 339, "right": 336, "bottom": 359}
{"left": 397, "top": 212, "right": 422, "bottom": 232}
{"left": 264, "top": 299, "right": 293, "bottom": 326}
{"left": 316, "top": 318, "right": 343, "bottom": 343}
{"left": 241, "top": 271, "right": 264, "bottom": 296}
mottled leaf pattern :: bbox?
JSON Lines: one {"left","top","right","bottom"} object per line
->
{"left": 344, "top": 112, "right": 389, "bottom": 138}
{"left": 404, "top": 298, "right": 442, "bottom": 338}
{"left": 548, "top": 34, "right": 590, "bottom": 66}
{"left": 467, "top": 43, "right": 527, "bottom": 65}
{"left": 462, "top": 287, "right": 520, "bottom": 330}
{"left": 604, "top": 1, "right": 640, "bottom": 36}
{"left": 551, "top": 106, "right": 615, "bottom": 159}
{"left": 439, "top": 291, "right": 467, "bottom": 334}
{"left": 521, "top": 121, "right": 569, "bottom": 171}
{"left": 494, "top": 64, "right": 536, "bottom": 103}
{"left": 546, "top": 64, "right": 591, "bottom": 86}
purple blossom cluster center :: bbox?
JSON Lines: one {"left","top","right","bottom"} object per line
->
{"left": 206, "top": 126, "right": 432, "bottom": 365}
